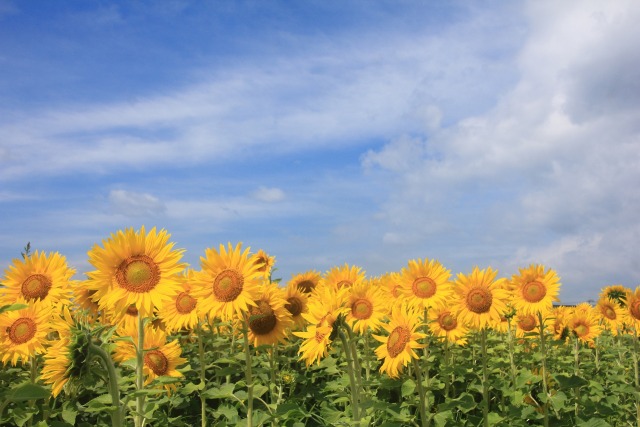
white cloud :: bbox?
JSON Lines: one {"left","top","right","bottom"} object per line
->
{"left": 108, "top": 189, "right": 166, "bottom": 217}
{"left": 251, "top": 186, "right": 285, "bottom": 203}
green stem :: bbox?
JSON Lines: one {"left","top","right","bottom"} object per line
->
{"left": 135, "top": 315, "right": 146, "bottom": 427}
{"left": 338, "top": 329, "right": 360, "bottom": 425}
{"left": 506, "top": 318, "right": 517, "bottom": 402}
{"left": 412, "top": 357, "right": 430, "bottom": 427}
{"left": 537, "top": 312, "right": 549, "bottom": 427}
{"left": 242, "top": 318, "right": 254, "bottom": 426}
{"left": 196, "top": 324, "right": 207, "bottom": 427}
{"left": 574, "top": 336, "right": 580, "bottom": 418}
{"left": 89, "top": 342, "right": 124, "bottom": 427}
{"left": 632, "top": 327, "right": 640, "bottom": 427}
{"left": 480, "top": 328, "right": 490, "bottom": 427}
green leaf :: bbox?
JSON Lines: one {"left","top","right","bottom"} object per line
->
{"left": 202, "top": 382, "right": 235, "bottom": 399}
{"left": 548, "top": 391, "right": 567, "bottom": 411}
{"left": 433, "top": 409, "right": 453, "bottom": 427}
{"left": 61, "top": 402, "right": 78, "bottom": 425}
{"left": 0, "top": 303, "right": 28, "bottom": 314}
{"left": 576, "top": 418, "right": 612, "bottom": 427}
{"left": 7, "top": 382, "right": 51, "bottom": 401}
{"left": 554, "top": 374, "right": 589, "bottom": 389}
{"left": 401, "top": 379, "right": 416, "bottom": 397}
{"left": 487, "top": 412, "right": 504, "bottom": 425}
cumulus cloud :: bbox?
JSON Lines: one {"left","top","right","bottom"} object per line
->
{"left": 108, "top": 189, "right": 166, "bottom": 217}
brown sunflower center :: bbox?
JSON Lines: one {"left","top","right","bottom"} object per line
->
{"left": 387, "top": 326, "right": 411, "bottom": 358}
{"left": 255, "top": 256, "right": 269, "bottom": 272}
{"left": 248, "top": 301, "right": 277, "bottom": 335}
{"left": 296, "top": 280, "right": 315, "bottom": 293}
{"left": 212, "top": 269, "right": 244, "bottom": 302}
{"left": 573, "top": 322, "right": 589, "bottom": 338}
{"left": 8, "top": 318, "right": 37, "bottom": 344}
{"left": 115, "top": 255, "right": 160, "bottom": 293}
{"left": 21, "top": 274, "right": 52, "bottom": 301}
{"left": 336, "top": 280, "right": 353, "bottom": 289}
{"left": 175, "top": 292, "right": 197, "bottom": 314}
{"left": 522, "top": 281, "right": 547, "bottom": 303}
{"left": 351, "top": 298, "right": 373, "bottom": 320}
{"left": 285, "top": 296, "right": 303, "bottom": 317}
{"left": 466, "top": 287, "right": 493, "bottom": 314}
{"left": 602, "top": 305, "right": 617, "bottom": 320}
{"left": 437, "top": 312, "right": 457, "bottom": 331}
{"left": 412, "top": 277, "right": 437, "bottom": 299}
{"left": 518, "top": 315, "right": 537, "bottom": 332}
{"left": 630, "top": 300, "right": 640, "bottom": 321}
{"left": 144, "top": 350, "right": 169, "bottom": 376}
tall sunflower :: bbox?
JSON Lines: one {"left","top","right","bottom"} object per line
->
{"left": 428, "top": 304, "right": 469, "bottom": 345}
{"left": 599, "top": 284, "right": 630, "bottom": 308}
{"left": 0, "top": 251, "right": 74, "bottom": 307}
{"left": 323, "top": 263, "right": 365, "bottom": 290}
{"left": 283, "top": 281, "right": 309, "bottom": 330}
{"left": 0, "top": 302, "right": 53, "bottom": 365}
{"left": 346, "top": 279, "right": 387, "bottom": 334}
{"left": 373, "top": 305, "right": 425, "bottom": 378}
{"left": 567, "top": 305, "right": 602, "bottom": 344}
{"left": 595, "top": 297, "right": 626, "bottom": 334}
{"left": 159, "top": 269, "right": 201, "bottom": 333}
{"left": 85, "top": 226, "right": 186, "bottom": 318}
{"left": 452, "top": 266, "right": 509, "bottom": 330}
{"left": 625, "top": 287, "right": 640, "bottom": 329}
{"left": 514, "top": 313, "right": 539, "bottom": 339}
{"left": 192, "top": 242, "right": 262, "bottom": 322}
{"left": 378, "top": 272, "right": 403, "bottom": 313}
{"left": 252, "top": 249, "right": 276, "bottom": 281}
{"left": 398, "top": 258, "right": 452, "bottom": 312}
{"left": 70, "top": 280, "right": 102, "bottom": 324}
{"left": 246, "top": 283, "right": 292, "bottom": 347}
{"left": 509, "top": 264, "right": 561, "bottom": 316}
{"left": 288, "top": 270, "right": 322, "bottom": 294}
{"left": 293, "top": 322, "right": 334, "bottom": 366}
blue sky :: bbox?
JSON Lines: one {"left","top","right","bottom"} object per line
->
{"left": 1, "top": 0, "right": 639, "bottom": 304}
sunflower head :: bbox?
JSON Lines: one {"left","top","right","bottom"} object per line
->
{"left": 399, "top": 258, "right": 452, "bottom": 311}
{"left": 0, "top": 301, "right": 53, "bottom": 365}
{"left": 510, "top": 264, "right": 561, "bottom": 316}
{"left": 599, "top": 285, "right": 630, "bottom": 308}
{"left": 288, "top": 270, "right": 322, "bottom": 294}
{"left": 246, "top": 283, "right": 292, "bottom": 347}
{"left": 452, "top": 266, "right": 509, "bottom": 331}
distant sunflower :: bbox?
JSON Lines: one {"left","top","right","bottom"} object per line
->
{"left": 346, "top": 279, "right": 387, "bottom": 334}
{"left": 428, "top": 304, "right": 469, "bottom": 345}
{"left": 595, "top": 297, "right": 626, "bottom": 334}
{"left": 514, "top": 313, "right": 539, "bottom": 339}
{"left": 302, "top": 284, "right": 349, "bottom": 327}
{"left": 510, "top": 264, "right": 561, "bottom": 316}
{"left": 70, "top": 281, "right": 101, "bottom": 324}
{"left": 288, "top": 270, "right": 322, "bottom": 294}
{"left": 159, "top": 270, "right": 201, "bottom": 333}
{"left": 599, "top": 284, "right": 630, "bottom": 308}
{"left": 113, "top": 324, "right": 186, "bottom": 388}
{"left": 378, "top": 272, "right": 403, "bottom": 313}
{"left": 625, "top": 287, "right": 640, "bottom": 328}
{"left": 398, "top": 258, "right": 452, "bottom": 312}
{"left": 0, "top": 302, "right": 53, "bottom": 365}
{"left": 568, "top": 305, "right": 602, "bottom": 344}
{"left": 323, "top": 264, "right": 365, "bottom": 290}
{"left": 252, "top": 249, "right": 276, "bottom": 281}
{"left": 283, "top": 282, "right": 309, "bottom": 330}
{"left": 373, "top": 305, "right": 425, "bottom": 378}
{"left": 550, "top": 306, "right": 571, "bottom": 341}
{"left": 293, "top": 322, "right": 333, "bottom": 366}
{"left": 246, "top": 284, "right": 292, "bottom": 347}
{"left": 85, "top": 227, "right": 186, "bottom": 318}
{"left": 192, "top": 242, "right": 262, "bottom": 322}
{"left": 0, "top": 251, "right": 74, "bottom": 307}
{"left": 452, "top": 267, "right": 509, "bottom": 330}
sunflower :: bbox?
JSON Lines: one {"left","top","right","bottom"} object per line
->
{"left": 452, "top": 266, "right": 509, "bottom": 330}
{"left": 69, "top": 280, "right": 102, "bottom": 324}
{"left": 567, "top": 305, "right": 602, "bottom": 344}
{"left": 373, "top": 305, "right": 425, "bottom": 378}
{"left": 398, "top": 258, "right": 452, "bottom": 312}
{"left": 252, "top": 249, "right": 276, "bottom": 281}
{"left": 0, "top": 251, "right": 74, "bottom": 307}
{"left": 428, "top": 304, "right": 469, "bottom": 345}
{"left": 85, "top": 227, "right": 186, "bottom": 319}
{"left": 514, "top": 313, "right": 539, "bottom": 339}
{"left": 599, "top": 284, "right": 630, "bottom": 308}
{"left": 550, "top": 306, "right": 571, "bottom": 341}
{"left": 625, "top": 287, "right": 640, "bottom": 329}
{"left": 293, "top": 322, "right": 334, "bottom": 366}
{"left": 595, "top": 297, "right": 626, "bottom": 334}
{"left": 192, "top": 242, "right": 262, "bottom": 322}
{"left": 246, "top": 283, "right": 292, "bottom": 347}
{"left": 288, "top": 270, "right": 322, "bottom": 294}
{"left": 509, "top": 264, "right": 561, "bottom": 316}
{"left": 302, "top": 284, "right": 349, "bottom": 327}
{"left": 283, "top": 281, "right": 309, "bottom": 330}
{"left": 113, "top": 324, "right": 186, "bottom": 388}
{"left": 0, "top": 301, "right": 53, "bottom": 365}
{"left": 378, "top": 272, "right": 403, "bottom": 313}
{"left": 158, "top": 270, "right": 201, "bottom": 333}
{"left": 346, "top": 279, "right": 387, "bottom": 334}
{"left": 323, "top": 264, "right": 365, "bottom": 290}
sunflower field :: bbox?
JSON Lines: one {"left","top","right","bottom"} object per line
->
{"left": 1, "top": 227, "right": 639, "bottom": 427}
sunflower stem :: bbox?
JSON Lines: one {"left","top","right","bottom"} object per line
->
{"left": 632, "top": 326, "right": 640, "bottom": 427}
{"left": 480, "top": 328, "right": 490, "bottom": 427}
{"left": 338, "top": 328, "right": 361, "bottom": 425}
{"left": 196, "top": 323, "right": 207, "bottom": 427}
{"left": 537, "top": 311, "right": 549, "bottom": 427}
{"left": 412, "top": 356, "right": 431, "bottom": 427}
{"left": 242, "top": 317, "right": 254, "bottom": 426}
{"left": 134, "top": 315, "right": 146, "bottom": 427}
{"left": 573, "top": 336, "right": 580, "bottom": 418}
{"left": 506, "top": 317, "right": 517, "bottom": 402}
{"left": 89, "top": 342, "right": 124, "bottom": 427}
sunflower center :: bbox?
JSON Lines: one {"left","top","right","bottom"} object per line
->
{"left": 412, "top": 277, "right": 437, "bottom": 299}
{"left": 285, "top": 296, "right": 303, "bottom": 317}
{"left": 297, "top": 280, "right": 315, "bottom": 293}
{"left": 21, "top": 274, "right": 52, "bottom": 301}
{"left": 573, "top": 322, "right": 589, "bottom": 338}
{"left": 351, "top": 298, "right": 373, "bottom": 320}
{"left": 438, "top": 312, "right": 457, "bottom": 331}
{"left": 466, "top": 287, "right": 493, "bottom": 314}
{"left": 518, "top": 315, "right": 537, "bottom": 332}
{"left": 248, "top": 301, "right": 277, "bottom": 335}
{"left": 115, "top": 255, "right": 160, "bottom": 293}
{"left": 630, "top": 300, "right": 640, "bottom": 321}
{"left": 144, "top": 350, "right": 169, "bottom": 376}
{"left": 387, "top": 326, "right": 411, "bottom": 358}
{"left": 255, "top": 257, "right": 269, "bottom": 272}
{"left": 336, "top": 280, "right": 352, "bottom": 289}
{"left": 212, "top": 269, "right": 244, "bottom": 302}
{"left": 522, "top": 281, "right": 547, "bottom": 303}
{"left": 603, "top": 305, "right": 617, "bottom": 320}
{"left": 175, "top": 292, "right": 197, "bottom": 314}
{"left": 8, "top": 318, "right": 37, "bottom": 344}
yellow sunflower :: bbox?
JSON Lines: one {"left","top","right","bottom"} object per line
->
{"left": 550, "top": 305, "right": 570, "bottom": 341}
{"left": 428, "top": 304, "right": 469, "bottom": 345}
{"left": 323, "top": 263, "right": 365, "bottom": 290}
{"left": 158, "top": 270, "right": 201, "bottom": 333}
{"left": 514, "top": 313, "right": 539, "bottom": 339}
{"left": 378, "top": 272, "right": 403, "bottom": 313}
{"left": 288, "top": 270, "right": 322, "bottom": 294}
{"left": 252, "top": 249, "right": 276, "bottom": 281}
{"left": 595, "top": 297, "right": 626, "bottom": 334}
{"left": 567, "top": 305, "right": 602, "bottom": 344}
{"left": 373, "top": 305, "right": 425, "bottom": 378}
{"left": 113, "top": 324, "right": 187, "bottom": 387}
{"left": 302, "top": 284, "right": 349, "bottom": 327}
{"left": 192, "top": 242, "right": 262, "bottom": 322}
{"left": 0, "top": 251, "right": 74, "bottom": 307}
{"left": 398, "top": 258, "right": 452, "bottom": 312}
{"left": 283, "top": 281, "right": 309, "bottom": 330}
{"left": 599, "top": 284, "right": 630, "bottom": 307}
{"left": 509, "top": 264, "right": 561, "bottom": 316}
{"left": 346, "top": 279, "right": 387, "bottom": 334}
{"left": 246, "top": 283, "right": 292, "bottom": 347}
{"left": 293, "top": 322, "right": 333, "bottom": 366}
{"left": 452, "top": 266, "right": 509, "bottom": 330}
{"left": 85, "top": 226, "right": 186, "bottom": 319}
{"left": 41, "top": 338, "right": 73, "bottom": 397}
{"left": 69, "top": 280, "right": 102, "bottom": 324}
{"left": 0, "top": 301, "right": 53, "bottom": 365}
{"left": 625, "top": 287, "right": 640, "bottom": 329}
